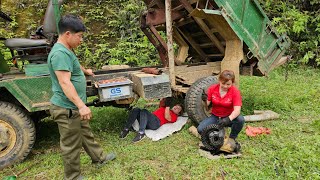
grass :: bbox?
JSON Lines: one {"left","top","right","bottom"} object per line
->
{"left": 1, "top": 67, "right": 320, "bottom": 179}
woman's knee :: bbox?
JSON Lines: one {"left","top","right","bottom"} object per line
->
{"left": 197, "top": 116, "right": 215, "bottom": 133}
{"left": 197, "top": 124, "right": 203, "bottom": 134}
{"left": 234, "top": 115, "right": 245, "bottom": 125}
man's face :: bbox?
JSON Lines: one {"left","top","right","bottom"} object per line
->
{"left": 66, "top": 31, "right": 83, "bottom": 48}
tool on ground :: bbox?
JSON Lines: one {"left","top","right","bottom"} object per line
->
{"left": 200, "top": 124, "right": 241, "bottom": 154}
{"left": 3, "top": 160, "right": 40, "bottom": 180}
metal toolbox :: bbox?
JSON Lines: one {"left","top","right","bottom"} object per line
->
{"left": 95, "top": 78, "right": 134, "bottom": 102}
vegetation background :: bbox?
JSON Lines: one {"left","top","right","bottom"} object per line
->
{"left": 0, "top": 0, "right": 319, "bottom": 179}
{"left": 0, "top": 0, "right": 319, "bottom": 68}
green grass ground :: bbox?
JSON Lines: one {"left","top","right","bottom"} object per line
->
{"left": 1, "top": 67, "right": 320, "bottom": 179}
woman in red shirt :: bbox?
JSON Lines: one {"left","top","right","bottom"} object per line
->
{"left": 120, "top": 99, "right": 182, "bottom": 143}
{"left": 197, "top": 70, "right": 245, "bottom": 140}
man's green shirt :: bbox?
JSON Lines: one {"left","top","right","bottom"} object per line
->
{"left": 48, "top": 43, "right": 86, "bottom": 109}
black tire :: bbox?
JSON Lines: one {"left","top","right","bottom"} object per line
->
{"left": 0, "top": 101, "right": 36, "bottom": 170}
{"left": 200, "top": 124, "right": 225, "bottom": 153}
{"left": 185, "top": 76, "right": 218, "bottom": 125}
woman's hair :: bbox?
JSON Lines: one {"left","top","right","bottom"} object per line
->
{"left": 219, "top": 70, "right": 235, "bottom": 83}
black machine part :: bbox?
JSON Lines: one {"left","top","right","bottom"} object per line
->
{"left": 200, "top": 124, "right": 225, "bottom": 153}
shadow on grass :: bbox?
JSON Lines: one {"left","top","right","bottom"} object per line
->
{"left": 34, "top": 118, "right": 60, "bottom": 150}
{"left": 90, "top": 106, "right": 129, "bottom": 133}
{"left": 32, "top": 106, "right": 130, "bottom": 151}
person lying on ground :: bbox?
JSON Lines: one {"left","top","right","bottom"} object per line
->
{"left": 119, "top": 98, "right": 183, "bottom": 143}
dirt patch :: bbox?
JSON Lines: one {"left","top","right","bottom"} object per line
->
{"left": 297, "top": 117, "right": 312, "bottom": 123}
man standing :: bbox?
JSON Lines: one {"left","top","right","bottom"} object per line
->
{"left": 48, "top": 14, "right": 115, "bottom": 180}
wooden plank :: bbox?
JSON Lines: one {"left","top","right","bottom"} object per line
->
{"left": 149, "top": 25, "right": 168, "bottom": 51}
{"left": 194, "top": 18, "right": 225, "bottom": 54}
{"left": 200, "top": 42, "right": 214, "bottom": 48}
{"left": 173, "top": 27, "right": 189, "bottom": 65}
{"left": 175, "top": 62, "right": 221, "bottom": 85}
{"left": 193, "top": 28, "right": 218, "bottom": 37}
{"left": 175, "top": 17, "right": 194, "bottom": 27}
{"left": 178, "top": 0, "right": 225, "bottom": 54}
{"left": 191, "top": 31, "right": 205, "bottom": 37}
{"left": 208, "top": 54, "right": 224, "bottom": 57}
{"left": 148, "top": 0, "right": 164, "bottom": 8}
{"left": 172, "top": 4, "right": 184, "bottom": 11}
{"left": 172, "top": 85, "right": 189, "bottom": 93}
{"left": 176, "top": 27, "right": 209, "bottom": 62}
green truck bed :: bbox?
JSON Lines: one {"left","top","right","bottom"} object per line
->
{"left": 214, "top": 0, "right": 290, "bottom": 74}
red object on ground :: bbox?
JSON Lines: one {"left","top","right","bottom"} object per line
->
{"left": 245, "top": 125, "right": 271, "bottom": 137}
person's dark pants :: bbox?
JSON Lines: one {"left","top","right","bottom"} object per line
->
{"left": 50, "top": 105, "right": 106, "bottom": 180}
{"left": 124, "top": 108, "right": 161, "bottom": 133}
{"left": 197, "top": 114, "right": 245, "bottom": 139}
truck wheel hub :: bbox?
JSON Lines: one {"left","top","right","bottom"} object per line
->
{"left": 0, "top": 120, "right": 17, "bottom": 158}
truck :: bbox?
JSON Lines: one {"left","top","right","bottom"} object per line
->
{"left": 0, "top": 0, "right": 290, "bottom": 169}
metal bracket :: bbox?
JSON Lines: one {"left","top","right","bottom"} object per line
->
{"left": 246, "top": 50, "right": 254, "bottom": 59}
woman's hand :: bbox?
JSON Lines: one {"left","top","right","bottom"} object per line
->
{"left": 164, "top": 107, "right": 172, "bottom": 121}
{"left": 218, "top": 117, "right": 231, "bottom": 127}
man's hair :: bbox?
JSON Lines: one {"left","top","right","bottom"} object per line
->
{"left": 58, "top": 14, "right": 86, "bottom": 34}
{"left": 219, "top": 70, "right": 235, "bottom": 83}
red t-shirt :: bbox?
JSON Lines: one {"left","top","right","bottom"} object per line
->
{"left": 207, "top": 84, "right": 242, "bottom": 117}
{"left": 153, "top": 107, "right": 178, "bottom": 126}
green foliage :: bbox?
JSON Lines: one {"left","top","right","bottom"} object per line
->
{"left": 1, "top": 0, "right": 319, "bottom": 68}
{"left": 0, "top": 0, "right": 158, "bottom": 69}
{"left": 259, "top": 0, "right": 320, "bottom": 67}
{"left": 71, "top": 0, "right": 159, "bottom": 68}
{"left": 69, "top": 0, "right": 156, "bottom": 68}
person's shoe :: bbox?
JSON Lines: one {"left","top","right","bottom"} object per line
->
{"left": 119, "top": 129, "right": 129, "bottom": 139}
{"left": 95, "top": 153, "right": 116, "bottom": 168}
{"left": 132, "top": 133, "right": 145, "bottom": 143}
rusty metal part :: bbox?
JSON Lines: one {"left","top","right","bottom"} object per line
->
{"left": 0, "top": 120, "right": 17, "bottom": 158}
{"left": 141, "top": 67, "right": 163, "bottom": 75}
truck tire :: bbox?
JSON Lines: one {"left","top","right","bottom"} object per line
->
{"left": 185, "top": 76, "right": 218, "bottom": 125}
{"left": 0, "top": 101, "right": 35, "bottom": 169}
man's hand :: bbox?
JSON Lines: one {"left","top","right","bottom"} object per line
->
{"left": 85, "top": 69, "right": 94, "bottom": 76}
{"left": 79, "top": 105, "right": 92, "bottom": 120}
{"left": 81, "top": 66, "right": 94, "bottom": 76}
{"left": 218, "top": 117, "right": 231, "bottom": 127}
